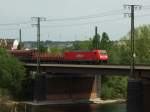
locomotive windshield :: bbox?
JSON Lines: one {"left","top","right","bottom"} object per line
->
{"left": 100, "top": 50, "right": 107, "bottom": 54}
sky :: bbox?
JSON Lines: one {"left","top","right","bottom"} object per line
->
{"left": 0, "top": 0, "right": 150, "bottom": 41}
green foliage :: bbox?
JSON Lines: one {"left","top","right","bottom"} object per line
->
{"left": 50, "top": 47, "right": 62, "bottom": 55}
{"left": 115, "top": 25, "right": 150, "bottom": 64}
{"left": 101, "top": 76, "right": 128, "bottom": 99}
{"left": 101, "top": 25, "right": 150, "bottom": 99}
{"left": 109, "top": 40, "right": 130, "bottom": 64}
{"left": 0, "top": 48, "right": 25, "bottom": 98}
{"left": 100, "top": 32, "right": 110, "bottom": 50}
{"left": 92, "top": 34, "right": 101, "bottom": 49}
{"left": 69, "top": 40, "right": 92, "bottom": 51}
{"left": 134, "top": 25, "right": 150, "bottom": 64}
{"left": 18, "top": 75, "right": 33, "bottom": 100}
{"left": 71, "top": 41, "right": 81, "bottom": 50}
{"left": 108, "top": 42, "right": 120, "bottom": 64}
{"left": 39, "top": 44, "right": 47, "bottom": 52}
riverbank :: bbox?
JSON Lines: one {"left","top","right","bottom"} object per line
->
{"left": 91, "top": 98, "right": 126, "bottom": 104}
{"left": 0, "top": 98, "right": 126, "bottom": 107}
{"left": 0, "top": 98, "right": 19, "bottom": 112}
{"left": 0, "top": 101, "right": 127, "bottom": 112}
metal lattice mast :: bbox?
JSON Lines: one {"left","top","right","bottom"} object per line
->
{"left": 124, "top": 5, "right": 142, "bottom": 78}
{"left": 31, "top": 17, "right": 46, "bottom": 75}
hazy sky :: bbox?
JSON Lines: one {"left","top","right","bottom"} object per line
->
{"left": 0, "top": 0, "right": 150, "bottom": 41}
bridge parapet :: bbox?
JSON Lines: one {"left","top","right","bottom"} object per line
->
{"left": 25, "top": 64, "right": 150, "bottom": 78}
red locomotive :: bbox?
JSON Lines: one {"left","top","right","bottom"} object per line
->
{"left": 64, "top": 50, "right": 108, "bottom": 64}
{"left": 8, "top": 49, "right": 108, "bottom": 64}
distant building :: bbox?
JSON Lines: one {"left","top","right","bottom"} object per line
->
{"left": 12, "top": 40, "right": 19, "bottom": 50}
{"left": 0, "top": 39, "right": 15, "bottom": 50}
{"left": 23, "top": 41, "right": 73, "bottom": 49}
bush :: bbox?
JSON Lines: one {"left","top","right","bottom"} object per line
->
{"left": 0, "top": 48, "right": 25, "bottom": 98}
{"left": 101, "top": 76, "right": 128, "bottom": 99}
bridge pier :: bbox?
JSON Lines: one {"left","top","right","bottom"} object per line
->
{"left": 33, "top": 74, "right": 46, "bottom": 101}
{"left": 95, "top": 74, "right": 101, "bottom": 99}
{"left": 127, "top": 78, "right": 150, "bottom": 112}
{"left": 127, "top": 79, "right": 143, "bottom": 112}
{"left": 142, "top": 79, "right": 150, "bottom": 112}
{"left": 33, "top": 73, "right": 98, "bottom": 103}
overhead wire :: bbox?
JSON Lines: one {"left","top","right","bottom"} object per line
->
{"left": 0, "top": 13, "right": 150, "bottom": 30}
{"left": 0, "top": 21, "right": 31, "bottom": 26}
{"left": 45, "top": 6, "right": 150, "bottom": 22}
{"left": 0, "top": 6, "right": 149, "bottom": 30}
{"left": 0, "top": 9, "right": 123, "bottom": 27}
{"left": 42, "top": 17, "right": 125, "bottom": 28}
{"left": 0, "top": 5, "right": 149, "bottom": 41}
{"left": 46, "top": 9, "right": 123, "bottom": 22}
{"left": 0, "top": 6, "right": 149, "bottom": 27}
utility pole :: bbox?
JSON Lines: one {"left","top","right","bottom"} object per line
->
{"left": 95, "top": 26, "right": 98, "bottom": 35}
{"left": 31, "top": 17, "right": 46, "bottom": 75}
{"left": 94, "top": 26, "right": 101, "bottom": 99}
{"left": 19, "top": 29, "right": 22, "bottom": 44}
{"left": 31, "top": 17, "right": 46, "bottom": 102}
{"left": 95, "top": 26, "right": 98, "bottom": 49}
{"left": 18, "top": 28, "right": 22, "bottom": 50}
{"left": 124, "top": 5, "right": 141, "bottom": 78}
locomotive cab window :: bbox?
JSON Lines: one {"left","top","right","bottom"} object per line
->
{"left": 100, "top": 50, "right": 107, "bottom": 54}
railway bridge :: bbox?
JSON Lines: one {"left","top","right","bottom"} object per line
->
{"left": 25, "top": 63, "right": 150, "bottom": 112}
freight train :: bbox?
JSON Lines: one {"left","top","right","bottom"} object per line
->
{"left": 8, "top": 49, "right": 108, "bottom": 64}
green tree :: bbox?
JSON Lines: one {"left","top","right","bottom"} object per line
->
{"left": 70, "top": 40, "right": 92, "bottom": 51}
{"left": 0, "top": 48, "right": 25, "bottom": 97}
{"left": 121, "top": 25, "right": 150, "bottom": 64}
{"left": 101, "top": 76, "right": 128, "bottom": 99}
{"left": 39, "top": 44, "right": 47, "bottom": 52}
{"left": 134, "top": 25, "right": 150, "bottom": 64}
{"left": 92, "top": 34, "right": 101, "bottom": 49}
{"left": 100, "top": 32, "right": 110, "bottom": 50}
{"left": 71, "top": 41, "right": 81, "bottom": 50}
{"left": 50, "top": 47, "right": 62, "bottom": 55}
{"left": 108, "top": 41, "right": 120, "bottom": 64}
{"left": 101, "top": 25, "right": 150, "bottom": 99}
